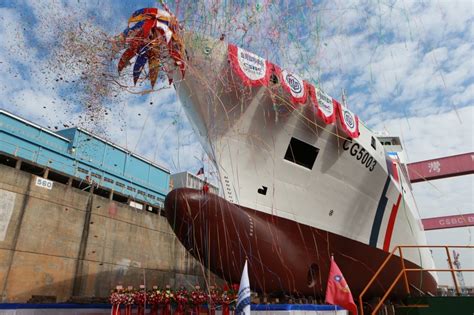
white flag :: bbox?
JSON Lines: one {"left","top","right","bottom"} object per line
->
{"left": 235, "top": 260, "right": 251, "bottom": 315}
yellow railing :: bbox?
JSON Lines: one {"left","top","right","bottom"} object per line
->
{"left": 358, "top": 245, "right": 474, "bottom": 315}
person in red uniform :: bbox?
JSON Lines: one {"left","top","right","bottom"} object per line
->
{"left": 202, "top": 178, "right": 209, "bottom": 193}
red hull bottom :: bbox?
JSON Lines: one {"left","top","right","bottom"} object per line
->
{"left": 165, "top": 188, "right": 437, "bottom": 298}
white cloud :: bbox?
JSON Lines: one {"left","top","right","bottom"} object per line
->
{"left": 302, "top": 0, "right": 473, "bottom": 128}
{"left": 9, "top": 89, "right": 72, "bottom": 124}
{"left": 453, "top": 83, "right": 474, "bottom": 105}
{"left": 373, "top": 106, "right": 473, "bottom": 161}
{"left": 0, "top": 7, "right": 35, "bottom": 66}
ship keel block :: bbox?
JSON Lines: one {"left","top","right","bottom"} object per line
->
{"left": 165, "top": 188, "right": 437, "bottom": 298}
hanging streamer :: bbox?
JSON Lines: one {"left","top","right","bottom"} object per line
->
{"left": 335, "top": 100, "right": 360, "bottom": 138}
{"left": 228, "top": 44, "right": 271, "bottom": 87}
{"left": 279, "top": 70, "right": 308, "bottom": 105}
{"left": 312, "top": 88, "right": 336, "bottom": 124}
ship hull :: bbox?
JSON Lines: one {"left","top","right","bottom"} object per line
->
{"left": 166, "top": 33, "right": 437, "bottom": 297}
{"left": 165, "top": 188, "right": 437, "bottom": 297}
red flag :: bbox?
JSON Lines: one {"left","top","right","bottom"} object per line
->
{"left": 325, "top": 257, "right": 358, "bottom": 315}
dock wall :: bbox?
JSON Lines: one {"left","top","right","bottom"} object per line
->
{"left": 0, "top": 164, "right": 208, "bottom": 302}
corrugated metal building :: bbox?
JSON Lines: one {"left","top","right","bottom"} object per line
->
{"left": 0, "top": 109, "right": 169, "bottom": 212}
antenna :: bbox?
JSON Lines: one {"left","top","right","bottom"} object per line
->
{"left": 341, "top": 88, "right": 348, "bottom": 108}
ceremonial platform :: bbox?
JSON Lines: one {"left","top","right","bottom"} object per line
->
{"left": 0, "top": 304, "right": 348, "bottom": 315}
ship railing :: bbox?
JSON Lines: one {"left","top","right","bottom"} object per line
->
{"left": 358, "top": 245, "right": 474, "bottom": 315}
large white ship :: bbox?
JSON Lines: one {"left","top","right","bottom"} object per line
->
{"left": 163, "top": 32, "right": 437, "bottom": 298}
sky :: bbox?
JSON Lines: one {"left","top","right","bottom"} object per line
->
{"left": 0, "top": 0, "right": 472, "bottom": 286}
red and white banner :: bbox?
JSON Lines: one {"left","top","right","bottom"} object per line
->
{"left": 280, "top": 70, "right": 308, "bottom": 104}
{"left": 309, "top": 86, "right": 336, "bottom": 124}
{"left": 335, "top": 101, "right": 359, "bottom": 138}
{"left": 228, "top": 44, "right": 271, "bottom": 87}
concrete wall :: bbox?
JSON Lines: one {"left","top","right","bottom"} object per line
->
{"left": 0, "top": 164, "right": 210, "bottom": 302}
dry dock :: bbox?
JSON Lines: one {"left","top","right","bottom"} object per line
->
{"left": 0, "top": 163, "right": 206, "bottom": 302}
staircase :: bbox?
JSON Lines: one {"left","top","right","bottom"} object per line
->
{"left": 358, "top": 245, "right": 474, "bottom": 315}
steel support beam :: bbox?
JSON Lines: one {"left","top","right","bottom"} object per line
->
{"left": 422, "top": 213, "right": 474, "bottom": 231}
{"left": 407, "top": 152, "right": 474, "bottom": 183}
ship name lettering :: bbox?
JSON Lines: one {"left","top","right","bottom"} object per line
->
{"left": 343, "top": 139, "right": 376, "bottom": 172}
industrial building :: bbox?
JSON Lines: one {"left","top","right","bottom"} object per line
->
{"left": 0, "top": 109, "right": 169, "bottom": 212}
